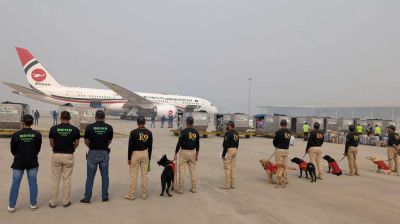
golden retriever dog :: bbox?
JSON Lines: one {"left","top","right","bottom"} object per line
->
{"left": 366, "top": 156, "right": 392, "bottom": 175}
{"left": 259, "top": 159, "right": 288, "bottom": 188}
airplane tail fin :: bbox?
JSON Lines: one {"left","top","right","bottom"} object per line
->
{"left": 15, "top": 47, "right": 61, "bottom": 89}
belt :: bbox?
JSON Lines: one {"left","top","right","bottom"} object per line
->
{"left": 181, "top": 148, "right": 195, "bottom": 151}
{"left": 133, "top": 149, "right": 148, "bottom": 151}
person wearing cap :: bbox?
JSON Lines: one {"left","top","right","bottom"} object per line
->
{"left": 306, "top": 122, "right": 325, "bottom": 179}
{"left": 174, "top": 116, "right": 200, "bottom": 194}
{"left": 386, "top": 125, "right": 399, "bottom": 173}
{"left": 344, "top": 125, "right": 359, "bottom": 176}
{"left": 80, "top": 110, "right": 113, "bottom": 204}
{"left": 220, "top": 121, "right": 239, "bottom": 189}
{"left": 49, "top": 111, "right": 80, "bottom": 208}
{"left": 8, "top": 115, "right": 42, "bottom": 213}
{"left": 273, "top": 119, "right": 291, "bottom": 186}
{"left": 125, "top": 116, "right": 153, "bottom": 200}
{"left": 303, "top": 121, "right": 309, "bottom": 141}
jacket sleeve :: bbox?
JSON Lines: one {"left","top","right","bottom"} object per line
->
{"left": 272, "top": 131, "right": 278, "bottom": 148}
{"left": 306, "top": 132, "right": 314, "bottom": 150}
{"left": 175, "top": 132, "right": 183, "bottom": 154}
{"left": 222, "top": 132, "right": 230, "bottom": 158}
{"left": 196, "top": 131, "right": 200, "bottom": 152}
{"left": 10, "top": 134, "right": 18, "bottom": 156}
{"left": 344, "top": 134, "right": 350, "bottom": 154}
{"left": 36, "top": 132, "right": 42, "bottom": 154}
{"left": 147, "top": 132, "right": 153, "bottom": 160}
{"left": 128, "top": 132, "right": 134, "bottom": 160}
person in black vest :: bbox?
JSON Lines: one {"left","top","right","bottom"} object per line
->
{"left": 8, "top": 115, "right": 42, "bottom": 213}
{"left": 220, "top": 121, "right": 239, "bottom": 189}
{"left": 174, "top": 116, "right": 200, "bottom": 194}
{"left": 80, "top": 110, "right": 113, "bottom": 204}
{"left": 306, "top": 122, "right": 325, "bottom": 180}
{"left": 344, "top": 125, "right": 359, "bottom": 176}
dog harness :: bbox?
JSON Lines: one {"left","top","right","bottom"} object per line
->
{"left": 299, "top": 161, "right": 308, "bottom": 170}
{"left": 265, "top": 163, "right": 277, "bottom": 173}
{"left": 374, "top": 161, "right": 390, "bottom": 170}
{"left": 329, "top": 161, "right": 342, "bottom": 174}
{"left": 168, "top": 162, "right": 176, "bottom": 173}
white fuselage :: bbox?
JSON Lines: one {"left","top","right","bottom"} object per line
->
{"left": 36, "top": 86, "right": 218, "bottom": 114}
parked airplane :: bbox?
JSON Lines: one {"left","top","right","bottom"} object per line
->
{"left": 4, "top": 47, "right": 218, "bottom": 118}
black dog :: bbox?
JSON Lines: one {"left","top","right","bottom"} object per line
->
{"left": 322, "top": 155, "right": 342, "bottom": 176}
{"left": 290, "top": 157, "right": 317, "bottom": 182}
{"left": 157, "top": 154, "right": 175, "bottom": 197}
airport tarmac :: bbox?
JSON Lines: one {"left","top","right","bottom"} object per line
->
{"left": 0, "top": 117, "right": 399, "bottom": 224}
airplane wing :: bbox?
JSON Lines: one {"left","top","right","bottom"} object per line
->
{"left": 3, "top": 82, "right": 52, "bottom": 104}
{"left": 94, "top": 79, "right": 154, "bottom": 109}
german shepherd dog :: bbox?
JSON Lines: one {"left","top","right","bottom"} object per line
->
{"left": 290, "top": 157, "right": 317, "bottom": 182}
{"left": 157, "top": 154, "right": 176, "bottom": 197}
{"left": 322, "top": 155, "right": 342, "bottom": 176}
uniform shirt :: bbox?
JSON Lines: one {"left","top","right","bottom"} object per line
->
{"left": 84, "top": 121, "right": 113, "bottom": 151}
{"left": 357, "top": 125, "right": 363, "bottom": 134}
{"left": 128, "top": 127, "right": 153, "bottom": 160}
{"left": 345, "top": 132, "right": 359, "bottom": 154}
{"left": 49, "top": 123, "right": 80, "bottom": 154}
{"left": 175, "top": 128, "right": 200, "bottom": 153}
{"left": 388, "top": 132, "right": 400, "bottom": 147}
{"left": 222, "top": 129, "right": 239, "bottom": 157}
{"left": 10, "top": 128, "right": 42, "bottom": 170}
{"left": 306, "top": 129, "right": 324, "bottom": 150}
{"left": 273, "top": 128, "right": 291, "bottom": 150}
{"left": 303, "top": 124, "right": 310, "bottom": 133}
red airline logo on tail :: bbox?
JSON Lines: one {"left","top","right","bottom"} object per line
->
{"left": 31, "top": 68, "right": 46, "bottom": 82}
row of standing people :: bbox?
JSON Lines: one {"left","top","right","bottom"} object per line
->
{"left": 7, "top": 111, "right": 239, "bottom": 212}
{"left": 151, "top": 115, "right": 174, "bottom": 128}
{"left": 278, "top": 120, "right": 399, "bottom": 187}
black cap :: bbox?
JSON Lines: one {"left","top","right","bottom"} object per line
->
{"left": 137, "top": 116, "right": 146, "bottom": 124}
{"left": 280, "top": 119, "right": 287, "bottom": 127}
{"left": 348, "top": 125, "right": 355, "bottom": 132}
{"left": 95, "top": 110, "right": 105, "bottom": 119}
{"left": 314, "top": 122, "right": 320, "bottom": 129}
{"left": 186, "top": 116, "right": 194, "bottom": 125}
{"left": 227, "top": 121, "right": 235, "bottom": 128}
{"left": 387, "top": 125, "right": 396, "bottom": 131}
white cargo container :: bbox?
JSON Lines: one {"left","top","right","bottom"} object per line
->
{"left": 0, "top": 102, "right": 30, "bottom": 130}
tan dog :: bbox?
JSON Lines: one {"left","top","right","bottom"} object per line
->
{"left": 366, "top": 156, "right": 391, "bottom": 175}
{"left": 259, "top": 159, "right": 277, "bottom": 184}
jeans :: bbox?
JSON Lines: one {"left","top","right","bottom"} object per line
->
{"left": 34, "top": 118, "right": 39, "bottom": 125}
{"left": 9, "top": 168, "right": 38, "bottom": 208}
{"left": 84, "top": 150, "right": 110, "bottom": 199}
{"left": 53, "top": 118, "right": 58, "bottom": 126}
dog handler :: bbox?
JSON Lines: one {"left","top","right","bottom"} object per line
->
{"left": 386, "top": 125, "right": 399, "bottom": 173}
{"left": 273, "top": 119, "right": 291, "bottom": 185}
{"left": 306, "top": 122, "right": 325, "bottom": 180}
{"left": 125, "top": 116, "right": 153, "bottom": 200}
{"left": 344, "top": 125, "right": 359, "bottom": 176}
{"left": 174, "top": 116, "right": 200, "bottom": 194}
{"left": 220, "top": 121, "right": 239, "bottom": 189}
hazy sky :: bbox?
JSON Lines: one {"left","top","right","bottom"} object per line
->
{"left": 1, "top": 0, "right": 399, "bottom": 114}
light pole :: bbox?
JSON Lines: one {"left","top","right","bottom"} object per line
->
{"left": 248, "top": 78, "right": 252, "bottom": 115}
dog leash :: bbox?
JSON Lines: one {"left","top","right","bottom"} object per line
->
{"left": 339, "top": 155, "right": 346, "bottom": 162}
{"left": 266, "top": 149, "right": 277, "bottom": 161}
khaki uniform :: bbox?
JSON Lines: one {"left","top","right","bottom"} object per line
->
{"left": 127, "top": 150, "right": 149, "bottom": 197}
{"left": 309, "top": 147, "right": 323, "bottom": 178}
{"left": 347, "top": 146, "right": 358, "bottom": 175}
{"left": 387, "top": 147, "right": 399, "bottom": 173}
{"left": 178, "top": 150, "right": 197, "bottom": 192}
{"left": 50, "top": 153, "right": 74, "bottom": 206}
{"left": 275, "top": 149, "right": 289, "bottom": 183}
{"left": 222, "top": 148, "right": 237, "bottom": 188}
